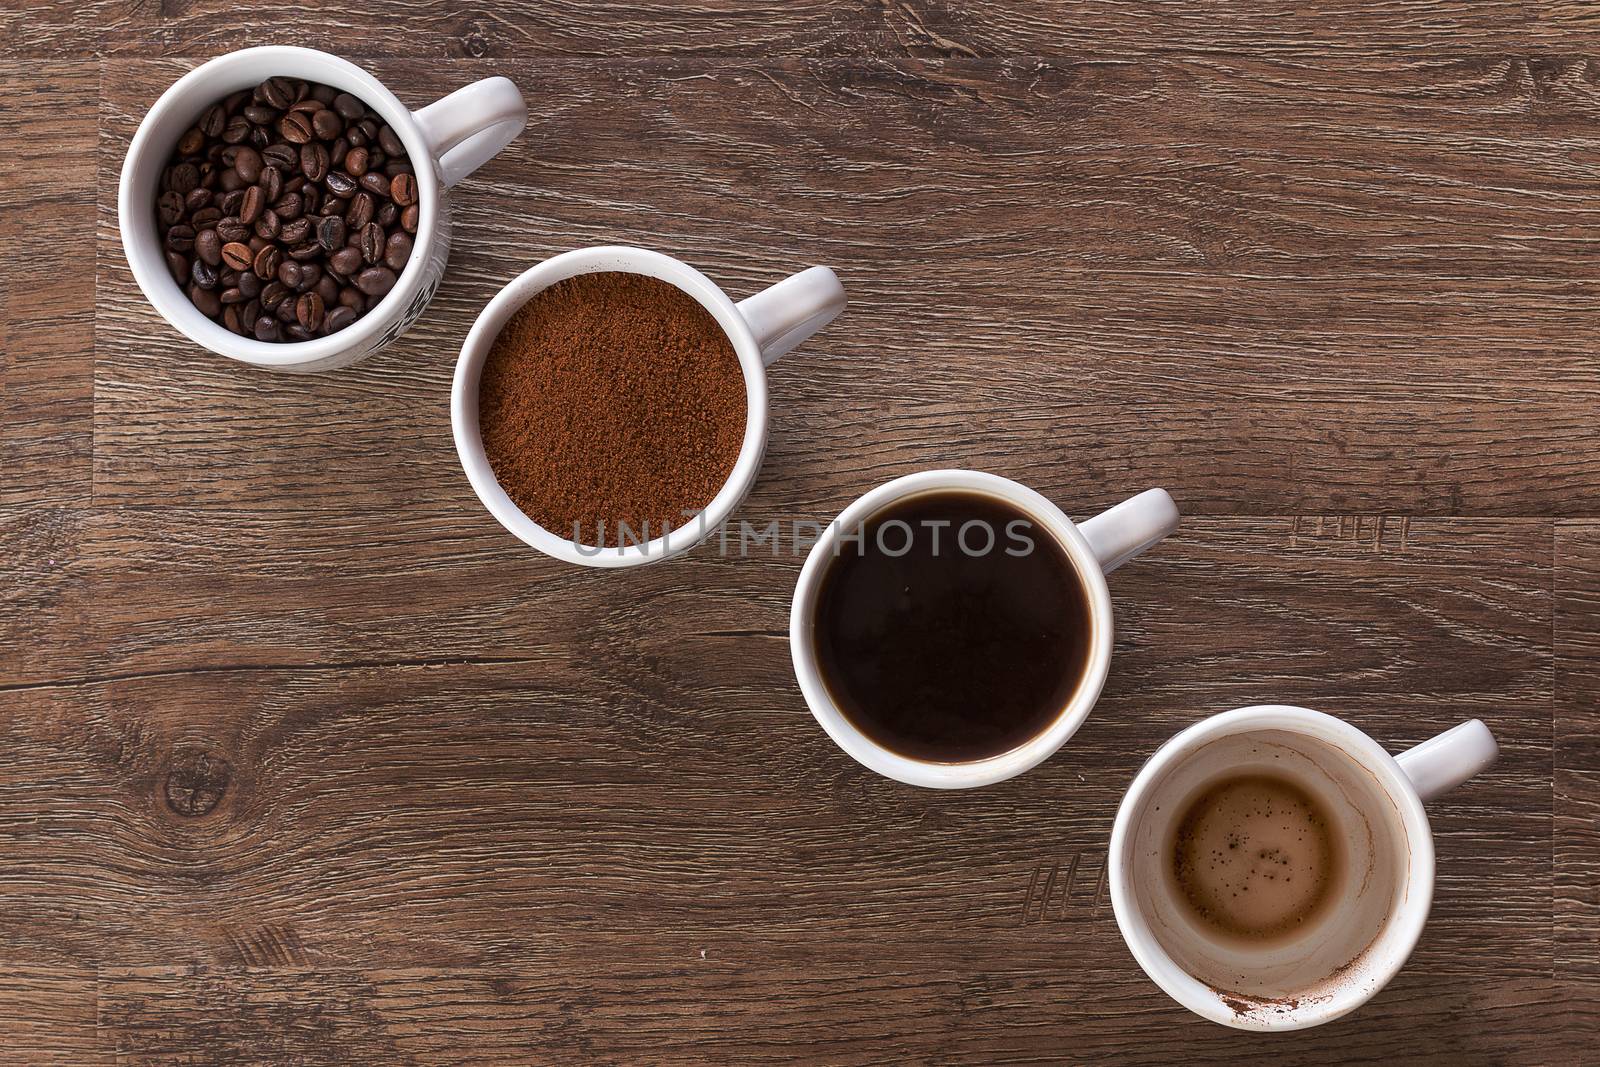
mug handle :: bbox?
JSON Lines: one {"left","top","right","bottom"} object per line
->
{"left": 736, "top": 267, "right": 847, "bottom": 366}
{"left": 1078, "top": 489, "right": 1180, "bottom": 574}
{"left": 1394, "top": 719, "right": 1498, "bottom": 801}
{"left": 412, "top": 77, "right": 529, "bottom": 189}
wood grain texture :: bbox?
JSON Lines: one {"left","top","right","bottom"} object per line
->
{"left": 1556, "top": 522, "right": 1600, "bottom": 984}
{"left": 3, "top": 1, "right": 1593, "bottom": 60}
{"left": 95, "top": 58, "right": 1600, "bottom": 525}
{"left": 0, "top": 519, "right": 1550, "bottom": 979}
{"left": 0, "top": 11, "right": 1594, "bottom": 1063}
{"left": 93, "top": 969, "right": 1591, "bottom": 1065}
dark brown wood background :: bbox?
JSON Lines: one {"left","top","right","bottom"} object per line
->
{"left": 2, "top": 2, "right": 1598, "bottom": 1062}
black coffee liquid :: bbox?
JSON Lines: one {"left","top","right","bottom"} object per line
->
{"left": 811, "top": 490, "right": 1094, "bottom": 762}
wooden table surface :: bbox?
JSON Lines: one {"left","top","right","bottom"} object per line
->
{"left": 3, "top": 3, "right": 1599, "bottom": 1063}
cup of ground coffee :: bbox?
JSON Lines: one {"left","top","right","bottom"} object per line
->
{"left": 1110, "top": 706, "right": 1498, "bottom": 1030}
{"left": 788, "top": 470, "right": 1180, "bottom": 788}
{"left": 119, "top": 46, "right": 527, "bottom": 372}
{"left": 452, "top": 245, "right": 846, "bottom": 566}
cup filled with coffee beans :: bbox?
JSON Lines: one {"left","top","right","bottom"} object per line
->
{"left": 789, "top": 470, "right": 1180, "bottom": 788}
{"left": 1109, "top": 706, "right": 1498, "bottom": 1030}
{"left": 119, "top": 46, "right": 527, "bottom": 372}
{"left": 452, "top": 245, "right": 847, "bottom": 567}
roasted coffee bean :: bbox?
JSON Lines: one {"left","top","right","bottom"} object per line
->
{"left": 260, "top": 280, "right": 289, "bottom": 310}
{"left": 329, "top": 137, "right": 350, "bottom": 166}
{"left": 195, "top": 228, "right": 223, "bottom": 266}
{"left": 248, "top": 235, "right": 269, "bottom": 253}
{"left": 389, "top": 173, "right": 418, "bottom": 206}
{"left": 279, "top": 216, "right": 311, "bottom": 244}
{"left": 274, "top": 191, "right": 303, "bottom": 220}
{"left": 218, "top": 167, "right": 246, "bottom": 193}
{"left": 279, "top": 111, "right": 314, "bottom": 144}
{"left": 223, "top": 304, "right": 244, "bottom": 334}
{"left": 254, "top": 316, "right": 281, "bottom": 342}
{"left": 191, "top": 206, "right": 223, "bottom": 229}
{"left": 218, "top": 286, "right": 245, "bottom": 305}
{"left": 284, "top": 173, "right": 307, "bottom": 193}
{"left": 324, "top": 171, "right": 357, "bottom": 198}
{"left": 324, "top": 305, "right": 357, "bottom": 333}
{"left": 302, "top": 185, "right": 322, "bottom": 214}
{"left": 384, "top": 231, "right": 413, "bottom": 271}
{"left": 241, "top": 297, "right": 262, "bottom": 323}
{"left": 289, "top": 98, "right": 322, "bottom": 115}
{"left": 252, "top": 244, "right": 282, "bottom": 280}
{"left": 359, "top": 221, "right": 385, "bottom": 264}
{"left": 312, "top": 83, "right": 337, "bottom": 105}
{"left": 216, "top": 217, "right": 250, "bottom": 243}
{"left": 357, "top": 171, "right": 390, "bottom": 199}
{"left": 199, "top": 103, "right": 227, "bottom": 138}
{"left": 220, "top": 241, "right": 254, "bottom": 271}
{"left": 263, "top": 143, "right": 298, "bottom": 170}
{"left": 288, "top": 240, "right": 323, "bottom": 262}
{"left": 188, "top": 282, "right": 222, "bottom": 317}
{"left": 275, "top": 297, "right": 298, "bottom": 324}
{"left": 167, "top": 163, "right": 200, "bottom": 194}
{"left": 254, "top": 209, "right": 281, "bottom": 240}
{"left": 258, "top": 76, "right": 295, "bottom": 110}
{"left": 238, "top": 185, "right": 264, "bottom": 225}
{"left": 238, "top": 271, "right": 262, "bottom": 299}
{"left": 177, "top": 127, "right": 205, "bottom": 155}
{"left": 165, "top": 250, "right": 189, "bottom": 283}
{"left": 401, "top": 203, "right": 419, "bottom": 234}
{"left": 222, "top": 115, "right": 251, "bottom": 144}
{"left": 376, "top": 201, "right": 398, "bottom": 228}
{"left": 242, "top": 104, "right": 279, "bottom": 125}
{"left": 384, "top": 159, "right": 413, "bottom": 178}
{"left": 191, "top": 256, "right": 222, "bottom": 289}
{"left": 344, "top": 146, "right": 369, "bottom": 176}
{"left": 219, "top": 268, "right": 240, "bottom": 287}
{"left": 315, "top": 275, "right": 340, "bottom": 305}
{"left": 299, "top": 141, "right": 329, "bottom": 183}
{"left": 157, "top": 191, "right": 185, "bottom": 226}
{"left": 226, "top": 145, "right": 262, "bottom": 183}
{"left": 333, "top": 92, "right": 365, "bottom": 120}
{"left": 311, "top": 109, "right": 342, "bottom": 140}
{"left": 219, "top": 188, "right": 246, "bottom": 216}
{"left": 277, "top": 260, "right": 303, "bottom": 289}
{"left": 164, "top": 224, "right": 196, "bottom": 252}
{"left": 378, "top": 125, "right": 403, "bottom": 156}
{"left": 328, "top": 246, "right": 362, "bottom": 276}
{"left": 184, "top": 186, "right": 212, "bottom": 212}
{"left": 346, "top": 191, "right": 375, "bottom": 230}
{"left": 355, "top": 265, "right": 397, "bottom": 297}
{"left": 259, "top": 165, "right": 283, "bottom": 203}
{"left": 297, "top": 263, "right": 323, "bottom": 291}
{"left": 285, "top": 323, "right": 313, "bottom": 342}
{"left": 295, "top": 291, "right": 325, "bottom": 330}
{"left": 339, "top": 286, "right": 364, "bottom": 311}
{"left": 316, "top": 216, "right": 346, "bottom": 251}
{"left": 346, "top": 125, "right": 368, "bottom": 149}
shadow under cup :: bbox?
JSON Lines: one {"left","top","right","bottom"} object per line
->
{"left": 1121, "top": 727, "right": 1418, "bottom": 1011}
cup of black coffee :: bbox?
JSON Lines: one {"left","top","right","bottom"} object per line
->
{"left": 789, "top": 470, "right": 1180, "bottom": 788}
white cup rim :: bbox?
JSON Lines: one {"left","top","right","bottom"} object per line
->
{"left": 1108, "top": 704, "right": 1435, "bottom": 1031}
{"left": 117, "top": 45, "right": 442, "bottom": 367}
{"left": 787, "top": 469, "right": 1115, "bottom": 789}
{"left": 451, "top": 245, "right": 770, "bottom": 568}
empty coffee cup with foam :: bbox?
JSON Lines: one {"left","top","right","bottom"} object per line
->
{"left": 1109, "top": 705, "right": 1497, "bottom": 1030}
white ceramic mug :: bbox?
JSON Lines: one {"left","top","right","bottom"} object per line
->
{"left": 1109, "top": 705, "right": 1499, "bottom": 1031}
{"left": 452, "top": 245, "right": 847, "bottom": 567}
{"left": 789, "top": 470, "right": 1181, "bottom": 788}
{"left": 118, "top": 45, "right": 528, "bottom": 373}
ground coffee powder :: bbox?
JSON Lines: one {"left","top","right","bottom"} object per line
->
{"left": 478, "top": 271, "right": 747, "bottom": 546}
